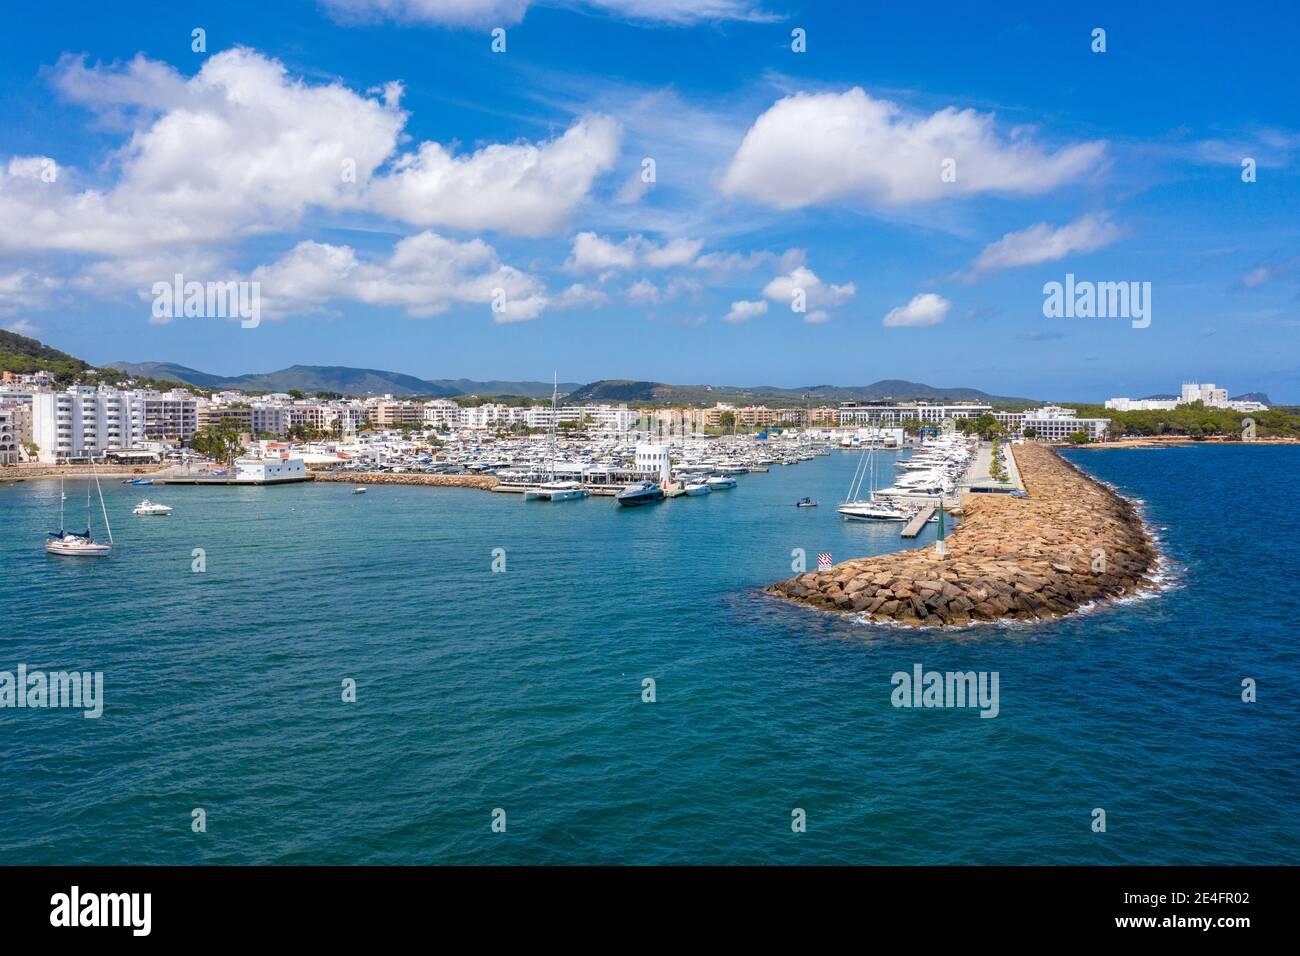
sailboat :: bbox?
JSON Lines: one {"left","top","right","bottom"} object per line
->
{"left": 524, "top": 371, "right": 590, "bottom": 502}
{"left": 838, "top": 444, "right": 913, "bottom": 521}
{"left": 47, "top": 459, "right": 114, "bottom": 556}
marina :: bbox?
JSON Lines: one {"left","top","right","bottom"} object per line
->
{"left": 5, "top": 444, "right": 1297, "bottom": 865}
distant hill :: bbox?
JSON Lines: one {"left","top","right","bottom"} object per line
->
{"left": 565, "top": 378, "right": 1033, "bottom": 406}
{"left": 1232, "top": 391, "right": 1272, "bottom": 405}
{"left": 109, "top": 361, "right": 578, "bottom": 399}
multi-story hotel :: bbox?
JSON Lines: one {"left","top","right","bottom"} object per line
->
{"left": 994, "top": 406, "right": 1110, "bottom": 441}
{"left": 1105, "top": 382, "right": 1267, "bottom": 414}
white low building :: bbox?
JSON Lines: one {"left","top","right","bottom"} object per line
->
{"left": 234, "top": 456, "right": 307, "bottom": 481}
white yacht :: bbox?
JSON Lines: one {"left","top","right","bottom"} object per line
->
{"left": 524, "top": 480, "right": 590, "bottom": 502}
{"left": 838, "top": 500, "right": 913, "bottom": 522}
{"left": 524, "top": 373, "right": 591, "bottom": 503}
{"left": 683, "top": 481, "right": 712, "bottom": 496}
{"left": 132, "top": 499, "right": 173, "bottom": 516}
{"left": 704, "top": 475, "right": 737, "bottom": 489}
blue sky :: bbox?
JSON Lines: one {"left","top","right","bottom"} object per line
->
{"left": 1, "top": 0, "right": 1297, "bottom": 401}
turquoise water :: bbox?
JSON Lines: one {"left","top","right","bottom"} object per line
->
{"left": 1, "top": 446, "right": 1297, "bottom": 865}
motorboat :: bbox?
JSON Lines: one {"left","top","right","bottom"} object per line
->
{"left": 615, "top": 480, "right": 665, "bottom": 506}
{"left": 796, "top": 497, "right": 819, "bottom": 508}
{"left": 132, "top": 499, "right": 173, "bottom": 516}
{"left": 704, "top": 475, "right": 737, "bottom": 490}
{"left": 353, "top": 486, "right": 367, "bottom": 494}
{"left": 683, "top": 482, "right": 712, "bottom": 496}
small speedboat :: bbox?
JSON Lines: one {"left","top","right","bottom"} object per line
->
{"left": 132, "top": 499, "right": 172, "bottom": 516}
{"left": 353, "top": 486, "right": 367, "bottom": 494}
{"left": 796, "top": 497, "right": 818, "bottom": 508}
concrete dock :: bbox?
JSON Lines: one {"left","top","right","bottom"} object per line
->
{"left": 900, "top": 504, "right": 937, "bottom": 538}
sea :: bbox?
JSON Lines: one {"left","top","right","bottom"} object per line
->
{"left": 1, "top": 445, "right": 1297, "bottom": 865}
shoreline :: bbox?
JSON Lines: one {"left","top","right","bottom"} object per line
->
{"left": 1068, "top": 436, "right": 1300, "bottom": 450}
{"left": 764, "top": 444, "right": 1159, "bottom": 628}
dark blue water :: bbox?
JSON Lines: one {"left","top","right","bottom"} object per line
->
{"left": 1, "top": 446, "right": 1297, "bottom": 864}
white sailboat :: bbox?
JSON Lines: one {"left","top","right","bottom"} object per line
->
{"left": 524, "top": 371, "right": 590, "bottom": 502}
{"left": 47, "top": 460, "right": 114, "bottom": 556}
{"left": 838, "top": 444, "right": 912, "bottom": 521}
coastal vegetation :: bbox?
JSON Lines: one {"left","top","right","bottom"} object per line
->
{"left": 1063, "top": 402, "right": 1300, "bottom": 439}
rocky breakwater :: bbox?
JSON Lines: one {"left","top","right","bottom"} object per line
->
{"left": 765, "top": 444, "right": 1157, "bottom": 627}
{"left": 313, "top": 471, "right": 500, "bottom": 491}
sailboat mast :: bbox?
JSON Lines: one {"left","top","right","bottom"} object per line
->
{"left": 92, "top": 457, "right": 113, "bottom": 545}
{"left": 549, "top": 370, "right": 557, "bottom": 481}
{"left": 59, "top": 474, "right": 65, "bottom": 531}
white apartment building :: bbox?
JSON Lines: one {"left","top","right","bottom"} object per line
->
{"left": 838, "top": 402, "right": 994, "bottom": 426}
{"left": 31, "top": 386, "right": 138, "bottom": 462}
{"left": 0, "top": 405, "right": 17, "bottom": 464}
{"left": 137, "top": 389, "right": 199, "bottom": 440}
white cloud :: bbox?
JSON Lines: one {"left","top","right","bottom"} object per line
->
{"left": 693, "top": 248, "right": 805, "bottom": 273}
{"left": 368, "top": 114, "right": 621, "bottom": 237}
{"left": 721, "top": 299, "right": 767, "bottom": 323}
{"left": 0, "top": 48, "right": 617, "bottom": 276}
{"left": 762, "top": 266, "right": 855, "bottom": 316}
{"left": 251, "top": 231, "right": 547, "bottom": 323}
{"left": 968, "top": 213, "right": 1120, "bottom": 274}
{"left": 321, "top": 0, "right": 773, "bottom": 28}
{"left": 0, "top": 50, "right": 407, "bottom": 258}
{"left": 554, "top": 282, "right": 610, "bottom": 308}
{"left": 627, "top": 278, "right": 660, "bottom": 304}
{"left": 565, "top": 231, "right": 704, "bottom": 272}
{"left": 3, "top": 318, "right": 40, "bottom": 336}
{"left": 882, "top": 293, "right": 951, "bottom": 328}
{"left": 723, "top": 87, "right": 1106, "bottom": 209}
{"left": 0, "top": 270, "right": 60, "bottom": 314}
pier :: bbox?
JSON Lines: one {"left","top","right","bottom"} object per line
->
{"left": 899, "top": 504, "right": 936, "bottom": 538}
{"left": 765, "top": 444, "right": 1157, "bottom": 627}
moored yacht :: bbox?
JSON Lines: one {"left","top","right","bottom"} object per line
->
{"left": 615, "top": 480, "right": 665, "bottom": 506}
{"left": 837, "top": 500, "right": 913, "bottom": 521}
{"left": 132, "top": 499, "right": 173, "bottom": 516}
{"left": 46, "top": 466, "right": 114, "bottom": 556}
{"left": 524, "top": 480, "right": 590, "bottom": 502}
